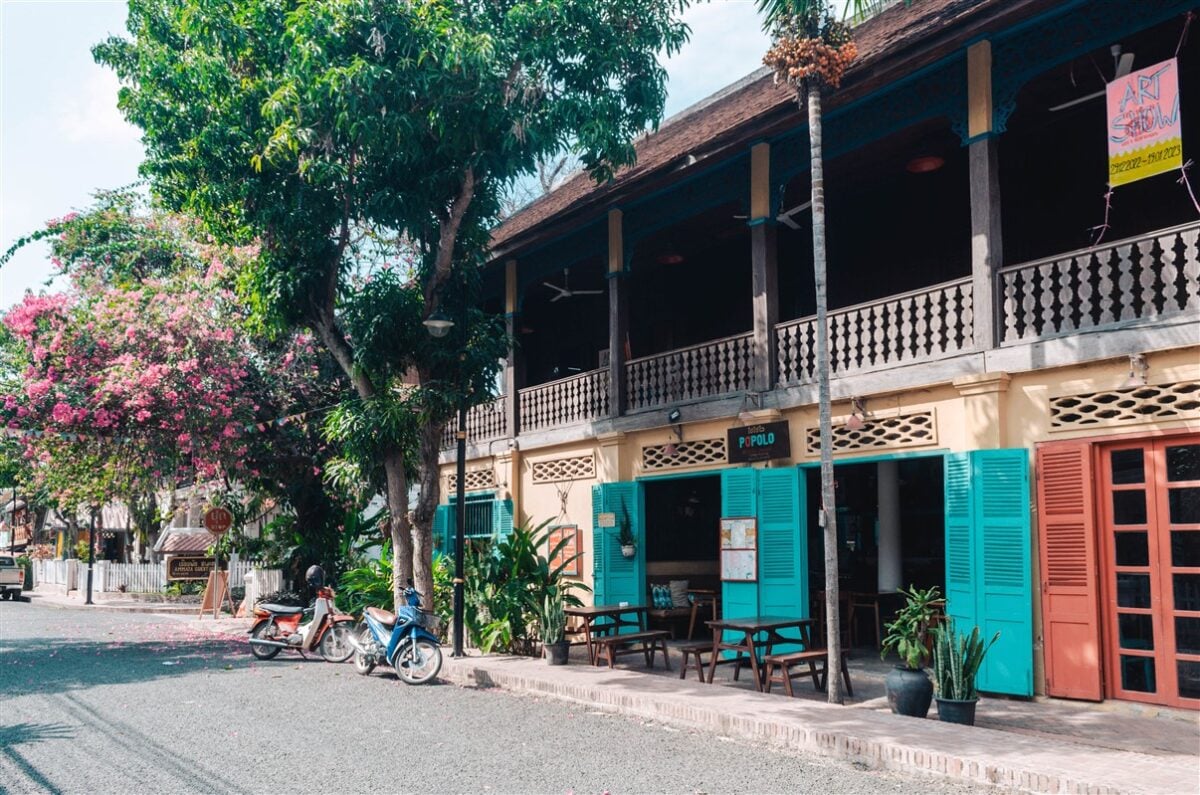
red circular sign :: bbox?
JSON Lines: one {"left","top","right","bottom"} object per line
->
{"left": 204, "top": 507, "right": 234, "bottom": 535}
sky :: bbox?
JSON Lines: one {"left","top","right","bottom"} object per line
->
{"left": 0, "top": 0, "right": 772, "bottom": 310}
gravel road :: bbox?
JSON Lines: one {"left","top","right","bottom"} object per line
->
{"left": 0, "top": 600, "right": 991, "bottom": 794}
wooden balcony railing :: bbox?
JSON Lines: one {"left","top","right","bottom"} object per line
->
{"left": 626, "top": 332, "right": 755, "bottom": 411}
{"left": 776, "top": 277, "right": 974, "bottom": 385}
{"left": 440, "top": 396, "right": 508, "bottom": 449}
{"left": 997, "top": 221, "right": 1200, "bottom": 345}
{"left": 518, "top": 368, "right": 610, "bottom": 433}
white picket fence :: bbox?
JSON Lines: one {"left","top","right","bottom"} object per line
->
{"left": 32, "top": 558, "right": 284, "bottom": 595}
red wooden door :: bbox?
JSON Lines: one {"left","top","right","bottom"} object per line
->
{"left": 1037, "top": 441, "right": 1102, "bottom": 700}
{"left": 1099, "top": 436, "right": 1200, "bottom": 709}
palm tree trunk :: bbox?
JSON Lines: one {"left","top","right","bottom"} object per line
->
{"left": 808, "top": 87, "right": 843, "bottom": 705}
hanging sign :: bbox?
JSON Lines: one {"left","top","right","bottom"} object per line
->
{"left": 1107, "top": 58, "right": 1182, "bottom": 187}
{"left": 548, "top": 525, "right": 582, "bottom": 577}
{"left": 728, "top": 421, "right": 791, "bottom": 463}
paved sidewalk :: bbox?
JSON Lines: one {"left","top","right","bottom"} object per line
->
{"left": 440, "top": 650, "right": 1200, "bottom": 795}
{"left": 28, "top": 588, "right": 230, "bottom": 615}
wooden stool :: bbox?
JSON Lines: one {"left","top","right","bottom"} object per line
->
{"left": 763, "top": 649, "right": 854, "bottom": 697}
{"left": 847, "top": 592, "right": 882, "bottom": 650}
{"left": 677, "top": 642, "right": 711, "bottom": 681}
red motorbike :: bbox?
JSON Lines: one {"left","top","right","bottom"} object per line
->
{"left": 248, "top": 567, "right": 356, "bottom": 662}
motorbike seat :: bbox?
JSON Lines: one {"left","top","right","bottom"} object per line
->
{"left": 259, "top": 603, "right": 305, "bottom": 614}
{"left": 366, "top": 606, "right": 397, "bottom": 628}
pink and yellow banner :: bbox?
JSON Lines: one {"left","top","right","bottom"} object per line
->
{"left": 1107, "top": 58, "right": 1183, "bottom": 187}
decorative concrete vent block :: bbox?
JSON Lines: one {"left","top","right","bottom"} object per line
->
{"left": 805, "top": 411, "right": 937, "bottom": 454}
{"left": 531, "top": 455, "right": 596, "bottom": 484}
{"left": 1050, "top": 381, "right": 1200, "bottom": 430}
{"left": 642, "top": 438, "right": 728, "bottom": 470}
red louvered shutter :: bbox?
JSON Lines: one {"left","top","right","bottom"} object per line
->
{"left": 1037, "top": 441, "right": 1102, "bottom": 700}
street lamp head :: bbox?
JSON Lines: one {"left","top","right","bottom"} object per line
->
{"left": 423, "top": 308, "right": 455, "bottom": 338}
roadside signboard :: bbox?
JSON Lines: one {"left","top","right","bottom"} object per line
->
{"left": 168, "top": 556, "right": 216, "bottom": 581}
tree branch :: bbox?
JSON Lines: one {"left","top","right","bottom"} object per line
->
{"left": 423, "top": 166, "right": 476, "bottom": 312}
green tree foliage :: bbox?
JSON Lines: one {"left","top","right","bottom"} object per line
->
{"left": 95, "top": 0, "right": 691, "bottom": 608}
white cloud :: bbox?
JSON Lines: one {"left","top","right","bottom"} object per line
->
{"left": 56, "top": 68, "right": 140, "bottom": 146}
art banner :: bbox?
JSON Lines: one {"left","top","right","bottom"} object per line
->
{"left": 1107, "top": 58, "right": 1183, "bottom": 187}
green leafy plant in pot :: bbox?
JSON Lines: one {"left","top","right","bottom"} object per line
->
{"left": 539, "top": 590, "right": 570, "bottom": 665}
{"left": 880, "top": 584, "right": 942, "bottom": 718}
{"left": 617, "top": 499, "right": 636, "bottom": 558}
{"left": 932, "top": 620, "right": 1000, "bottom": 726}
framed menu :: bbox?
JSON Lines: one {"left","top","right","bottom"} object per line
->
{"left": 548, "top": 524, "right": 582, "bottom": 577}
{"left": 719, "top": 516, "right": 757, "bottom": 582}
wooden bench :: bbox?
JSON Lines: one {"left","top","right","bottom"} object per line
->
{"left": 763, "top": 649, "right": 853, "bottom": 697}
{"left": 676, "top": 642, "right": 751, "bottom": 682}
{"left": 594, "top": 630, "right": 672, "bottom": 670}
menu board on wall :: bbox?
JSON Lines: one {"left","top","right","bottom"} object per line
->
{"left": 719, "top": 516, "right": 757, "bottom": 582}
{"left": 548, "top": 525, "right": 582, "bottom": 577}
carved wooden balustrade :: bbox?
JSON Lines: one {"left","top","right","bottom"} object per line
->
{"left": 517, "top": 368, "right": 610, "bottom": 433}
{"left": 625, "top": 332, "right": 755, "bottom": 411}
{"left": 776, "top": 277, "right": 975, "bottom": 385}
{"left": 440, "top": 396, "right": 508, "bottom": 449}
{"left": 997, "top": 221, "right": 1200, "bottom": 345}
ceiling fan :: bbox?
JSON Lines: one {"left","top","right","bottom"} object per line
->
{"left": 544, "top": 268, "right": 603, "bottom": 302}
{"left": 1049, "top": 44, "right": 1136, "bottom": 112}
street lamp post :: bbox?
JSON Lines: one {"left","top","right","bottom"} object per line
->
{"left": 85, "top": 506, "right": 97, "bottom": 605}
{"left": 424, "top": 307, "right": 467, "bottom": 657}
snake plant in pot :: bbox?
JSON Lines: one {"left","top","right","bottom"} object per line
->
{"left": 932, "top": 621, "right": 1000, "bottom": 725}
{"left": 880, "top": 585, "right": 942, "bottom": 718}
{"left": 540, "top": 590, "right": 570, "bottom": 665}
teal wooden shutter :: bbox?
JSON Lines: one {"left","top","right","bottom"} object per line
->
{"left": 972, "top": 449, "right": 1033, "bottom": 696}
{"left": 944, "top": 453, "right": 976, "bottom": 637}
{"left": 591, "top": 482, "right": 644, "bottom": 617}
{"left": 433, "top": 504, "right": 451, "bottom": 556}
{"left": 758, "top": 467, "right": 806, "bottom": 652}
{"left": 492, "top": 498, "right": 514, "bottom": 540}
{"left": 721, "top": 469, "right": 759, "bottom": 623}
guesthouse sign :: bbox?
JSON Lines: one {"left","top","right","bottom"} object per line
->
{"left": 1107, "top": 58, "right": 1182, "bottom": 186}
{"left": 168, "top": 556, "right": 216, "bottom": 581}
{"left": 728, "top": 421, "right": 791, "bottom": 463}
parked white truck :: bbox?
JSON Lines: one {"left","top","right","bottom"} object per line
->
{"left": 0, "top": 554, "right": 25, "bottom": 599}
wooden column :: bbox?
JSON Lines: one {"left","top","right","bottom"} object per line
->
{"left": 504, "top": 259, "right": 520, "bottom": 437}
{"left": 749, "top": 142, "right": 779, "bottom": 392}
{"left": 967, "top": 40, "right": 1001, "bottom": 350}
{"left": 607, "top": 209, "right": 628, "bottom": 418}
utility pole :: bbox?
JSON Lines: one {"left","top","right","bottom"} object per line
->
{"left": 85, "top": 507, "right": 97, "bottom": 605}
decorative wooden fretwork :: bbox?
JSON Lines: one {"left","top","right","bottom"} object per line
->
{"left": 518, "top": 368, "right": 610, "bottom": 433}
{"left": 447, "top": 469, "right": 497, "bottom": 492}
{"left": 998, "top": 222, "right": 1200, "bottom": 346}
{"left": 531, "top": 455, "right": 596, "bottom": 484}
{"left": 440, "top": 396, "right": 508, "bottom": 450}
{"left": 642, "top": 438, "right": 728, "bottom": 470}
{"left": 805, "top": 411, "right": 937, "bottom": 454}
{"left": 1049, "top": 382, "right": 1200, "bottom": 430}
{"left": 777, "top": 279, "right": 973, "bottom": 386}
{"left": 627, "top": 333, "right": 755, "bottom": 411}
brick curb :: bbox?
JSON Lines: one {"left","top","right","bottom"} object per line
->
{"left": 440, "top": 656, "right": 1195, "bottom": 795}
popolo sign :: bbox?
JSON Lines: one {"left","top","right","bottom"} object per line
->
{"left": 1107, "top": 58, "right": 1182, "bottom": 186}
{"left": 728, "top": 421, "right": 791, "bottom": 463}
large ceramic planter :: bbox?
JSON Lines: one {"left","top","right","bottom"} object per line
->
{"left": 545, "top": 640, "right": 571, "bottom": 665}
{"left": 935, "top": 696, "right": 978, "bottom": 726}
{"left": 885, "top": 666, "right": 933, "bottom": 718}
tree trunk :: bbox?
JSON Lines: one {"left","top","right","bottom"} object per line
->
{"left": 412, "top": 417, "right": 444, "bottom": 615}
{"left": 382, "top": 445, "right": 414, "bottom": 610}
{"left": 808, "top": 88, "right": 843, "bottom": 705}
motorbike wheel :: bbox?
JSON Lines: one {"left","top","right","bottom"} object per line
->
{"left": 249, "top": 619, "right": 281, "bottom": 660}
{"left": 319, "top": 619, "right": 355, "bottom": 663}
{"left": 395, "top": 638, "right": 443, "bottom": 685}
{"left": 353, "top": 624, "right": 376, "bottom": 676}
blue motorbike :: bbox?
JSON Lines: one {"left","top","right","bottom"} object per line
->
{"left": 350, "top": 585, "right": 443, "bottom": 684}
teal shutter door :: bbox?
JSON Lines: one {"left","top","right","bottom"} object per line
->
{"left": 972, "top": 449, "right": 1033, "bottom": 696}
{"left": 592, "top": 482, "right": 644, "bottom": 618}
{"left": 944, "top": 453, "right": 977, "bottom": 637}
{"left": 721, "top": 469, "right": 759, "bottom": 623}
{"left": 493, "top": 498, "right": 514, "bottom": 540}
{"left": 433, "top": 504, "right": 451, "bottom": 556}
{"left": 945, "top": 450, "right": 1033, "bottom": 697}
{"left": 757, "top": 467, "right": 806, "bottom": 652}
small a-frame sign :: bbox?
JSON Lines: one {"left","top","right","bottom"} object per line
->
{"left": 199, "top": 570, "right": 236, "bottom": 619}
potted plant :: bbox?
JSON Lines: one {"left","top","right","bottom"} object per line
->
{"left": 932, "top": 621, "right": 1000, "bottom": 726}
{"left": 617, "top": 500, "right": 636, "bottom": 558}
{"left": 539, "top": 590, "right": 570, "bottom": 665}
{"left": 880, "top": 584, "right": 942, "bottom": 718}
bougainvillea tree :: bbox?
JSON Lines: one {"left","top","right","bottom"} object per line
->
{"left": 95, "top": 0, "right": 692, "bottom": 608}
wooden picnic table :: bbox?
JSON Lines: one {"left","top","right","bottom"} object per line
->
{"left": 705, "top": 615, "right": 817, "bottom": 691}
{"left": 564, "top": 603, "right": 648, "bottom": 665}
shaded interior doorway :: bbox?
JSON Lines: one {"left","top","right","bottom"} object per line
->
{"left": 804, "top": 456, "right": 945, "bottom": 648}
{"left": 642, "top": 475, "right": 722, "bottom": 590}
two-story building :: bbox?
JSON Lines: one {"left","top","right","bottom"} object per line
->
{"left": 434, "top": 0, "right": 1200, "bottom": 709}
